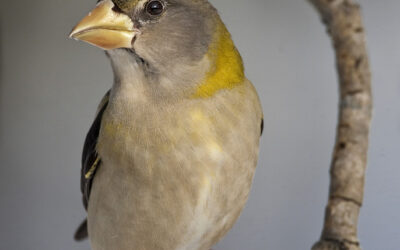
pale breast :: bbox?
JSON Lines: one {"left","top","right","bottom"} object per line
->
{"left": 88, "top": 81, "right": 262, "bottom": 250}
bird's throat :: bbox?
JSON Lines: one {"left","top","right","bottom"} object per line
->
{"left": 193, "top": 21, "right": 245, "bottom": 98}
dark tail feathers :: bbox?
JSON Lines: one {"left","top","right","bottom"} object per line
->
{"left": 74, "top": 219, "right": 88, "bottom": 241}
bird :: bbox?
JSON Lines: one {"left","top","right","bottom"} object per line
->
{"left": 69, "top": 0, "right": 263, "bottom": 249}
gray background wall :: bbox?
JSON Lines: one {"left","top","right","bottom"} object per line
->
{"left": 0, "top": 0, "right": 399, "bottom": 249}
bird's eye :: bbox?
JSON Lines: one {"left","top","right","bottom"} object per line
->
{"left": 146, "top": 0, "right": 164, "bottom": 16}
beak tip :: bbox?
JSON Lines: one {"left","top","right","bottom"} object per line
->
{"left": 68, "top": 0, "right": 136, "bottom": 50}
{"left": 69, "top": 27, "right": 79, "bottom": 39}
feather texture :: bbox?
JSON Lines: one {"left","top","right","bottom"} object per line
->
{"left": 74, "top": 90, "right": 110, "bottom": 241}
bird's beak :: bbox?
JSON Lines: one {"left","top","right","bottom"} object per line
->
{"left": 69, "top": 0, "right": 139, "bottom": 50}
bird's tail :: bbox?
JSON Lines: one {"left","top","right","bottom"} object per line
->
{"left": 74, "top": 219, "right": 88, "bottom": 241}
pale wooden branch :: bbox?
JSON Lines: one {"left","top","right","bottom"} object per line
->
{"left": 308, "top": 0, "right": 372, "bottom": 250}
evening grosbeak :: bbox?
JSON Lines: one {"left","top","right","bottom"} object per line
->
{"left": 70, "top": 0, "right": 263, "bottom": 249}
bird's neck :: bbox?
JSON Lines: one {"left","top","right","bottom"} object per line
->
{"left": 192, "top": 20, "right": 245, "bottom": 98}
{"left": 107, "top": 21, "right": 244, "bottom": 102}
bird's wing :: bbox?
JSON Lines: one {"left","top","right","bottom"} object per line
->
{"left": 75, "top": 90, "right": 110, "bottom": 241}
{"left": 261, "top": 119, "right": 264, "bottom": 136}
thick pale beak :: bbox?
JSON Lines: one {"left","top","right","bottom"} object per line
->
{"left": 69, "top": 0, "right": 138, "bottom": 50}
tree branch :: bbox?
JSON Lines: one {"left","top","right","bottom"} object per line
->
{"left": 308, "top": 1, "right": 372, "bottom": 249}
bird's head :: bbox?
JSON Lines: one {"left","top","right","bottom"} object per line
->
{"left": 70, "top": 0, "right": 244, "bottom": 99}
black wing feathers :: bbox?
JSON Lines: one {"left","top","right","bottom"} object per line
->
{"left": 75, "top": 90, "right": 110, "bottom": 241}
{"left": 81, "top": 90, "right": 110, "bottom": 209}
{"left": 261, "top": 119, "right": 264, "bottom": 136}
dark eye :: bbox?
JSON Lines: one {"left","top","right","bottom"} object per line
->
{"left": 146, "top": 1, "right": 164, "bottom": 16}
